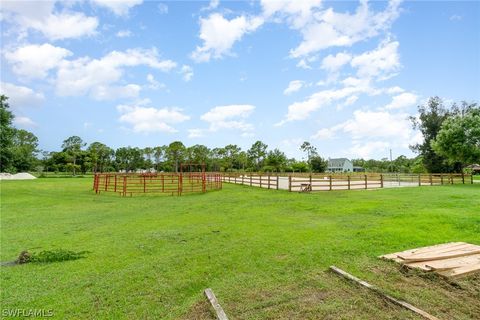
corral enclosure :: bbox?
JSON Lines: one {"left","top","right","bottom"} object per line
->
{"left": 93, "top": 172, "right": 222, "bottom": 196}
{"left": 222, "top": 173, "right": 472, "bottom": 192}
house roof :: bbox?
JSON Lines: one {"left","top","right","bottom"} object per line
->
{"left": 328, "top": 158, "right": 350, "bottom": 167}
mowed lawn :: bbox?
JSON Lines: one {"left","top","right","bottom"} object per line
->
{"left": 1, "top": 179, "right": 479, "bottom": 319}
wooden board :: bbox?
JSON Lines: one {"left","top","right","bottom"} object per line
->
{"left": 204, "top": 288, "right": 229, "bottom": 320}
{"left": 399, "top": 245, "right": 480, "bottom": 263}
{"left": 380, "top": 242, "right": 466, "bottom": 262}
{"left": 407, "top": 254, "right": 480, "bottom": 271}
{"left": 381, "top": 242, "right": 480, "bottom": 279}
{"left": 437, "top": 263, "right": 480, "bottom": 278}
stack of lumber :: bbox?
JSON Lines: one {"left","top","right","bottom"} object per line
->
{"left": 381, "top": 242, "right": 480, "bottom": 278}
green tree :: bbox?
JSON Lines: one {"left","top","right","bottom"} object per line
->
{"left": 11, "top": 129, "right": 39, "bottom": 172}
{"left": 291, "top": 161, "right": 309, "bottom": 172}
{"left": 62, "top": 136, "right": 86, "bottom": 175}
{"left": 88, "top": 142, "right": 113, "bottom": 173}
{"left": 223, "top": 144, "right": 241, "bottom": 171}
{"left": 143, "top": 147, "right": 154, "bottom": 170}
{"left": 115, "top": 147, "right": 143, "bottom": 172}
{"left": 166, "top": 141, "right": 186, "bottom": 172}
{"left": 247, "top": 140, "right": 268, "bottom": 171}
{"left": 310, "top": 156, "right": 328, "bottom": 173}
{"left": 153, "top": 146, "right": 166, "bottom": 171}
{"left": 265, "top": 148, "right": 287, "bottom": 172}
{"left": 300, "top": 141, "right": 318, "bottom": 171}
{"left": 410, "top": 97, "right": 459, "bottom": 173}
{"left": 0, "top": 95, "right": 15, "bottom": 172}
{"left": 432, "top": 106, "right": 480, "bottom": 167}
{"left": 237, "top": 151, "right": 248, "bottom": 171}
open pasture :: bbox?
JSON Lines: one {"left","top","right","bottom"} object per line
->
{"left": 1, "top": 178, "right": 479, "bottom": 319}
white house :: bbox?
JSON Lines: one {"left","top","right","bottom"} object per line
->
{"left": 327, "top": 158, "right": 354, "bottom": 172}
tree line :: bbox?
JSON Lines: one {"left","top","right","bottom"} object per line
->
{"left": 1, "top": 95, "right": 478, "bottom": 175}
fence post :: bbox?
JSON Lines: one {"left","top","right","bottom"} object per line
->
{"left": 178, "top": 174, "right": 183, "bottom": 196}
{"left": 364, "top": 174, "right": 368, "bottom": 189}
{"left": 288, "top": 175, "right": 292, "bottom": 192}
{"left": 348, "top": 175, "right": 351, "bottom": 190}
{"left": 380, "top": 174, "right": 384, "bottom": 188}
{"left": 276, "top": 174, "right": 279, "bottom": 190}
{"left": 234, "top": 175, "right": 237, "bottom": 184}
{"left": 268, "top": 174, "right": 271, "bottom": 189}
{"left": 418, "top": 174, "right": 421, "bottom": 186}
{"left": 104, "top": 174, "right": 108, "bottom": 191}
{"left": 309, "top": 174, "right": 312, "bottom": 189}
{"left": 242, "top": 174, "right": 244, "bottom": 185}
{"left": 123, "top": 176, "right": 127, "bottom": 196}
{"left": 462, "top": 172, "right": 465, "bottom": 184}
{"left": 329, "top": 175, "right": 332, "bottom": 191}
{"left": 260, "top": 175, "right": 262, "bottom": 188}
{"left": 429, "top": 174, "right": 433, "bottom": 186}
{"left": 440, "top": 174, "right": 443, "bottom": 185}
{"left": 114, "top": 175, "right": 117, "bottom": 193}
{"left": 250, "top": 175, "right": 252, "bottom": 186}
{"left": 143, "top": 176, "right": 146, "bottom": 193}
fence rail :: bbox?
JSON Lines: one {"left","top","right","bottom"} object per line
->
{"left": 93, "top": 172, "right": 222, "bottom": 196}
{"left": 222, "top": 173, "right": 472, "bottom": 192}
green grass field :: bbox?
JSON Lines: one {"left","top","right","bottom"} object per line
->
{"left": 1, "top": 178, "right": 479, "bottom": 319}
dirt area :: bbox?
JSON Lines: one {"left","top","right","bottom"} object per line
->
{"left": 0, "top": 172, "right": 37, "bottom": 180}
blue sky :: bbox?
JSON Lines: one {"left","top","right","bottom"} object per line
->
{"left": 1, "top": 0, "right": 479, "bottom": 160}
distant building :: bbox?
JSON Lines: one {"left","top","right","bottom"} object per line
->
{"left": 353, "top": 166, "right": 365, "bottom": 172}
{"left": 327, "top": 158, "right": 354, "bottom": 172}
{"left": 466, "top": 164, "right": 480, "bottom": 174}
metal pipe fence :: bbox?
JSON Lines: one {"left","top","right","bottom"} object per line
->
{"left": 93, "top": 172, "right": 222, "bottom": 196}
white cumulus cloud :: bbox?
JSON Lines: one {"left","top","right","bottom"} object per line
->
{"left": 0, "top": 82, "right": 45, "bottom": 109}
{"left": 180, "top": 65, "right": 194, "bottom": 82}
{"left": 4, "top": 43, "right": 72, "bottom": 79}
{"left": 91, "top": 0, "right": 143, "bottom": 16}
{"left": 191, "top": 104, "right": 255, "bottom": 137}
{"left": 117, "top": 103, "right": 190, "bottom": 133}
{"left": 1, "top": 2, "right": 98, "bottom": 41}
{"left": 321, "top": 52, "right": 352, "bottom": 72}
{"left": 13, "top": 116, "right": 37, "bottom": 128}
{"left": 283, "top": 80, "right": 305, "bottom": 95}
{"left": 385, "top": 92, "right": 418, "bottom": 110}
{"left": 191, "top": 13, "right": 263, "bottom": 62}
{"left": 55, "top": 48, "right": 176, "bottom": 100}
{"left": 350, "top": 39, "right": 400, "bottom": 80}
{"left": 116, "top": 30, "right": 133, "bottom": 38}
{"left": 289, "top": 0, "right": 401, "bottom": 58}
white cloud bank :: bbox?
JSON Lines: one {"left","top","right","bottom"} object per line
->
{"left": 56, "top": 48, "right": 176, "bottom": 100}
{"left": 1, "top": 1, "right": 98, "bottom": 40}
{"left": 4, "top": 44, "right": 177, "bottom": 101}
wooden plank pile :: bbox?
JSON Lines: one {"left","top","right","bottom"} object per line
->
{"left": 381, "top": 242, "right": 480, "bottom": 278}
